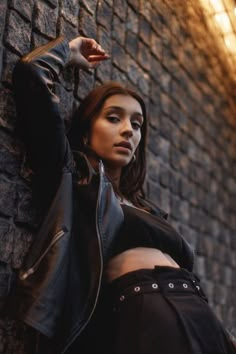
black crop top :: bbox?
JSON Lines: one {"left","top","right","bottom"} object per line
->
{"left": 111, "top": 204, "right": 194, "bottom": 271}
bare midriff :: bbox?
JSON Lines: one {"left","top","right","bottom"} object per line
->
{"left": 105, "top": 247, "right": 180, "bottom": 283}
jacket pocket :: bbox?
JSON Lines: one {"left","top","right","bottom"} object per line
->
{"left": 19, "top": 229, "right": 65, "bottom": 281}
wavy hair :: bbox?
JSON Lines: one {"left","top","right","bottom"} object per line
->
{"left": 67, "top": 81, "right": 148, "bottom": 207}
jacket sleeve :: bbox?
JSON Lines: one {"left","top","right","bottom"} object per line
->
{"left": 13, "top": 36, "right": 71, "bottom": 175}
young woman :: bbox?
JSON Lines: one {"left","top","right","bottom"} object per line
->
{"left": 10, "top": 35, "right": 236, "bottom": 354}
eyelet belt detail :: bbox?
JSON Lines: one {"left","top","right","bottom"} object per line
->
{"left": 112, "top": 278, "right": 207, "bottom": 309}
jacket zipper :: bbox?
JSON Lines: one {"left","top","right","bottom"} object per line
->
{"left": 19, "top": 229, "right": 65, "bottom": 281}
{"left": 62, "top": 161, "right": 105, "bottom": 354}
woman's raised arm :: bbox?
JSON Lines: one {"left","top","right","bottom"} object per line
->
{"left": 13, "top": 36, "right": 108, "bottom": 175}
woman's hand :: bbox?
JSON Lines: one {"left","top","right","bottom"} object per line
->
{"left": 68, "top": 36, "right": 109, "bottom": 70}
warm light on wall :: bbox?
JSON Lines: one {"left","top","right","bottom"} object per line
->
{"left": 224, "top": 33, "right": 236, "bottom": 52}
{"left": 200, "top": 0, "right": 236, "bottom": 60}
{"left": 214, "top": 12, "right": 232, "bottom": 32}
{"left": 209, "top": 0, "right": 225, "bottom": 12}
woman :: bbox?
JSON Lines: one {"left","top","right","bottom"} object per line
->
{"left": 10, "top": 35, "right": 235, "bottom": 354}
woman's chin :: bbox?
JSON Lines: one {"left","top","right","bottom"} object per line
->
{"left": 104, "top": 156, "right": 132, "bottom": 169}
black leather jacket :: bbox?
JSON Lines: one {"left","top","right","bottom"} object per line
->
{"left": 10, "top": 37, "right": 176, "bottom": 353}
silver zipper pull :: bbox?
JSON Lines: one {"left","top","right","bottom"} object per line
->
{"left": 19, "top": 268, "right": 34, "bottom": 280}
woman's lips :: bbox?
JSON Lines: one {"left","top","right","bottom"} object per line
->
{"left": 114, "top": 141, "right": 132, "bottom": 151}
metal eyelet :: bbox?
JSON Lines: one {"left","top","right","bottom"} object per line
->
{"left": 120, "top": 295, "right": 125, "bottom": 301}
{"left": 168, "top": 283, "right": 174, "bottom": 288}
{"left": 183, "top": 283, "right": 188, "bottom": 288}
{"left": 134, "top": 286, "right": 140, "bottom": 292}
{"left": 152, "top": 283, "right": 158, "bottom": 289}
{"left": 196, "top": 285, "right": 200, "bottom": 290}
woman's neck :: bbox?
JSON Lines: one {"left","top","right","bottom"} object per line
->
{"left": 104, "top": 166, "right": 121, "bottom": 188}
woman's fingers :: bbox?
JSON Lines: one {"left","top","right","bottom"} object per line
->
{"left": 81, "top": 39, "right": 107, "bottom": 57}
{"left": 87, "top": 54, "right": 110, "bottom": 62}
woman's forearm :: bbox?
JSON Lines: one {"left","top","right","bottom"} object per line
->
{"left": 13, "top": 36, "right": 70, "bottom": 173}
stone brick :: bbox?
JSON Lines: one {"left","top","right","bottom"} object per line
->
{"left": 148, "top": 126, "right": 160, "bottom": 156}
{"left": 5, "top": 10, "right": 31, "bottom": 55}
{"left": 137, "top": 71, "right": 150, "bottom": 97}
{"left": 194, "top": 255, "right": 206, "bottom": 277}
{"left": 15, "top": 182, "right": 37, "bottom": 226}
{"left": 157, "top": 135, "right": 170, "bottom": 162}
{"left": 146, "top": 179, "right": 161, "bottom": 206}
{"left": 146, "top": 153, "right": 161, "bottom": 182}
{"left": 159, "top": 162, "right": 169, "bottom": 188}
{"left": 127, "top": 0, "right": 139, "bottom": 11}
{"left": 79, "top": 7, "right": 96, "bottom": 38}
{"left": 32, "top": 32, "right": 51, "bottom": 48}
{"left": 97, "top": 0, "right": 112, "bottom": 30}
{"left": 139, "top": 15, "right": 151, "bottom": 46}
{"left": 151, "top": 6, "right": 162, "bottom": 35}
{"left": 112, "top": 41, "right": 127, "bottom": 72}
{"left": 160, "top": 92, "right": 171, "bottom": 116}
{"left": 96, "top": 58, "right": 111, "bottom": 82}
{"left": 138, "top": 40, "right": 150, "bottom": 72}
{"left": 169, "top": 169, "right": 180, "bottom": 195}
{"left": 111, "top": 66, "right": 127, "bottom": 82}
{"left": 0, "top": 1, "right": 8, "bottom": 79}
{"left": 1, "top": 48, "right": 19, "bottom": 85}
{"left": 11, "top": 226, "right": 34, "bottom": 269}
{"left": 58, "top": 17, "right": 78, "bottom": 40}
{"left": 169, "top": 147, "right": 184, "bottom": 171}
{"left": 140, "top": 0, "right": 152, "bottom": 20}
{"left": 9, "top": 0, "right": 34, "bottom": 22}
{"left": 113, "top": 0, "right": 127, "bottom": 21}
{"left": 0, "top": 1, "right": 7, "bottom": 39}
{"left": 0, "top": 221, "right": 13, "bottom": 263}
{"left": 150, "top": 31, "right": 162, "bottom": 61}
{"left": 160, "top": 187, "right": 170, "bottom": 215}
{"left": 171, "top": 194, "right": 189, "bottom": 222}
{"left": 112, "top": 15, "right": 125, "bottom": 46}
{"left": 34, "top": 2, "right": 58, "bottom": 38}
{"left": 98, "top": 24, "right": 112, "bottom": 54}
{"left": 61, "top": 0, "right": 78, "bottom": 27}
{"left": 0, "top": 87, "right": 16, "bottom": 132}
{"left": 45, "top": 0, "right": 58, "bottom": 8}
{"left": 0, "top": 177, "right": 16, "bottom": 217}
{"left": 126, "top": 5, "right": 138, "bottom": 34}
{"left": 160, "top": 67, "right": 171, "bottom": 93}
{"left": 189, "top": 205, "right": 203, "bottom": 231}
{"left": 126, "top": 30, "right": 138, "bottom": 59}
{"left": 0, "top": 149, "right": 21, "bottom": 176}
{"left": 80, "top": 0, "right": 96, "bottom": 15}
{"left": 149, "top": 100, "right": 161, "bottom": 130}
{"left": 126, "top": 56, "right": 139, "bottom": 84}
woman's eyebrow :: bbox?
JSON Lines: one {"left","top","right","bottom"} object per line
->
{"left": 104, "top": 105, "right": 143, "bottom": 117}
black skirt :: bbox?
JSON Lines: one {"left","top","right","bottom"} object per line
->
{"left": 78, "top": 266, "right": 235, "bottom": 354}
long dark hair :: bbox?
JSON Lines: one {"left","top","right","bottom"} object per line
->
{"left": 67, "top": 81, "right": 148, "bottom": 207}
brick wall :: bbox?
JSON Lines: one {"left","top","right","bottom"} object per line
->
{"left": 0, "top": 0, "right": 235, "bottom": 351}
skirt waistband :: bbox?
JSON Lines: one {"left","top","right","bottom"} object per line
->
{"left": 106, "top": 266, "right": 208, "bottom": 306}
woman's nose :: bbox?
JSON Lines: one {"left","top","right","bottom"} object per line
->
{"left": 121, "top": 119, "right": 133, "bottom": 137}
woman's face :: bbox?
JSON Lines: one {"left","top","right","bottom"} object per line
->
{"left": 88, "top": 94, "right": 144, "bottom": 174}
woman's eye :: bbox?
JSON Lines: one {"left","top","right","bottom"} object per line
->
{"left": 132, "top": 122, "right": 141, "bottom": 130}
{"left": 107, "top": 116, "right": 120, "bottom": 123}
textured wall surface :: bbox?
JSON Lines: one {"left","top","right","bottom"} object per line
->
{"left": 0, "top": 0, "right": 236, "bottom": 352}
